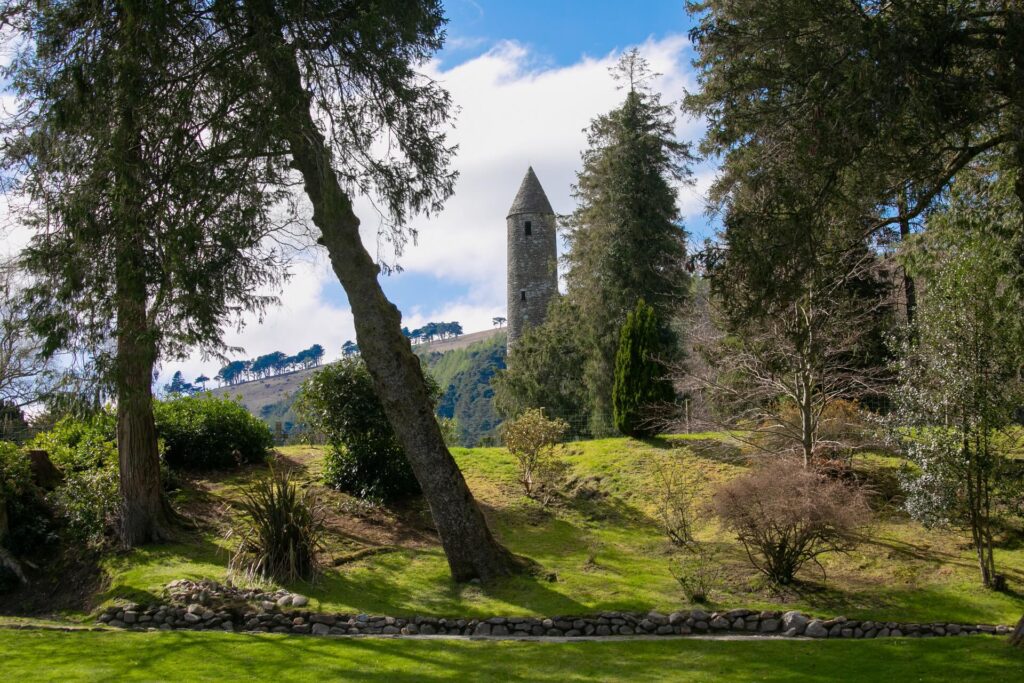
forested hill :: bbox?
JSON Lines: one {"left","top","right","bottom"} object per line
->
{"left": 419, "top": 330, "right": 506, "bottom": 446}
{"left": 210, "top": 328, "right": 506, "bottom": 446}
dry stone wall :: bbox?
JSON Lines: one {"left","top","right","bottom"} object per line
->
{"left": 96, "top": 580, "right": 1015, "bottom": 640}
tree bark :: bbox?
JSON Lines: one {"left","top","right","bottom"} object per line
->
{"left": 243, "top": 0, "right": 516, "bottom": 582}
{"left": 897, "top": 190, "right": 917, "bottom": 325}
{"left": 112, "top": 0, "right": 170, "bottom": 546}
{"left": 1010, "top": 615, "right": 1024, "bottom": 648}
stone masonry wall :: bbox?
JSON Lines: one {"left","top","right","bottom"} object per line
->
{"left": 97, "top": 580, "right": 1015, "bottom": 640}
{"left": 507, "top": 209, "right": 558, "bottom": 347}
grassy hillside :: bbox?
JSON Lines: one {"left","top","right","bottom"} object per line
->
{"left": 78, "top": 436, "right": 1024, "bottom": 626}
{"left": 5, "top": 435, "right": 1023, "bottom": 680}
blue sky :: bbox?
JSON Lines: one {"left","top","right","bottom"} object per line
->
{"left": 438, "top": 1, "right": 695, "bottom": 66}
{"left": 168, "top": 1, "right": 714, "bottom": 384}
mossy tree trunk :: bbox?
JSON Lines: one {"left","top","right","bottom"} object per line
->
{"left": 242, "top": 0, "right": 516, "bottom": 582}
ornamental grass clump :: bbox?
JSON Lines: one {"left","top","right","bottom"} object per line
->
{"left": 229, "top": 469, "right": 325, "bottom": 583}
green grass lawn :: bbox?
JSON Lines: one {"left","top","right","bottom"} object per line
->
{"left": 1, "top": 629, "right": 1020, "bottom": 682}
{"left": 88, "top": 436, "right": 1024, "bottom": 626}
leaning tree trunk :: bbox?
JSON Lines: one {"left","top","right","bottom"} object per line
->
{"left": 244, "top": 0, "right": 516, "bottom": 582}
{"left": 1010, "top": 615, "right": 1024, "bottom": 647}
{"left": 111, "top": 0, "right": 170, "bottom": 547}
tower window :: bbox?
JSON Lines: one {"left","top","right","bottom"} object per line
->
{"left": 520, "top": 290, "right": 527, "bottom": 302}
{"left": 524, "top": 221, "right": 532, "bottom": 236}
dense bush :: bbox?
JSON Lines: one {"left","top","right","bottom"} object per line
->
{"left": 712, "top": 459, "right": 871, "bottom": 585}
{"left": 22, "top": 418, "right": 119, "bottom": 548}
{"left": 296, "top": 358, "right": 433, "bottom": 500}
{"left": 0, "top": 441, "right": 32, "bottom": 513}
{"left": 48, "top": 466, "right": 119, "bottom": 547}
{"left": 228, "top": 468, "right": 325, "bottom": 582}
{"left": 0, "top": 442, "right": 52, "bottom": 555}
{"left": 29, "top": 413, "right": 116, "bottom": 472}
{"left": 613, "top": 299, "right": 674, "bottom": 438}
{"left": 154, "top": 394, "right": 272, "bottom": 470}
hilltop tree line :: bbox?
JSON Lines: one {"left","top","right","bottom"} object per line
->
{"left": 214, "top": 345, "right": 326, "bottom": 386}
{"left": 341, "top": 321, "right": 464, "bottom": 358}
{"left": 401, "top": 321, "right": 463, "bottom": 345}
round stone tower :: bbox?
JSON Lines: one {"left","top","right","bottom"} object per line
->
{"left": 507, "top": 167, "right": 558, "bottom": 347}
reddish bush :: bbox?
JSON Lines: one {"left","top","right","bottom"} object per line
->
{"left": 712, "top": 459, "right": 871, "bottom": 585}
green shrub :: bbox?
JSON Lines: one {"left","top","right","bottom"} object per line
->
{"left": 24, "top": 415, "right": 126, "bottom": 547}
{"left": 28, "top": 413, "right": 116, "bottom": 473}
{"left": 228, "top": 468, "right": 325, "bottom": 582}
{"left": 297, "top": 358, "right": 435, "bottom": 500}
{"left": 613, "top": 299, "right": 674, "bottom": 438}
{"left": 48, "top": 465, "right": 119, "bottom": 548}
{"left": 154, "top": 394, "right": 272, "bottom": 470}
{"left": 0, "top": 441, "right": 31, "bottom": 507}
{"left": 501, "top": 408, "right": 570, "bottom": 504}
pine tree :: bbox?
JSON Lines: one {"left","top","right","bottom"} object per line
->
{"left": 613, "top": 299, "right": 673, "bottom": 438}
{"left": 562, "top": 49, "right": 691, "bottom": 433}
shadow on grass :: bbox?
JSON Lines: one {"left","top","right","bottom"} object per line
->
{"left": 294, "top": 544, "right": 591, "bottom": 618}
{"left": 3, "top": 629, "right": 1021, "bottom": 682}
{"left": 670, "top": 437, "right": 746, "bottom": 464}
{"left": 787, "top": 578, "right": 1022, "bottom": 624}
{"left": 858, "top": 534, "right": 1024, "bottom": 584}
{"left": 97, "top": 533, "right": 228, "bottom": 608}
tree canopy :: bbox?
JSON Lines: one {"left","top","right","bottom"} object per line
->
{"left": 685, "top": 0, "right": 1024, "bottom": 304}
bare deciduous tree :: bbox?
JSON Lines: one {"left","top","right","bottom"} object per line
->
{"left": 674, "top": 258, "right": 890, "bottom": 468}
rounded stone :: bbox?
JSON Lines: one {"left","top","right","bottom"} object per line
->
{"left": 805, "top": 620, "right": 828, "bottom": 638}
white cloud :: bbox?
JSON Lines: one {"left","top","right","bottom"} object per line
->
{"left": 392, "top": 34, "right": 704, "bottom": 285}
{"left": 6, "top": 34, "right": 704, "bottom": 385}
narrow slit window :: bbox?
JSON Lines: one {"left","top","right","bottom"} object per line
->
{"left": 524, "top": 221, "right": 532, "bottom": 236}
{"left": 520, "top": 289, "right": 527, "bottom": 302}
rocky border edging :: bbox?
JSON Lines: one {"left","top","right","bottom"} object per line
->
{"left": 94, "top": 581, "right": 1014, "bottom": 640}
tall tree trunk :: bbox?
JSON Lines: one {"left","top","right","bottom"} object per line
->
{"left": 897, "top": 190, "right": 917, "bottom": 325}
{"left": 243, "top": 0, "right": 516, "bottom": 582}
{"left": 114, "top": 285, "right": 167, "bottom": 546}
{"left": 112, "top": 0, "right": 169, "bottom": 546}
{"left": 799, "top": 380, "right": 813, "bottom": 469}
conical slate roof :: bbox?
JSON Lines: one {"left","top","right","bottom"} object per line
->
{"left": 507, "top": 166, "right": 554, "bottom": 217}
